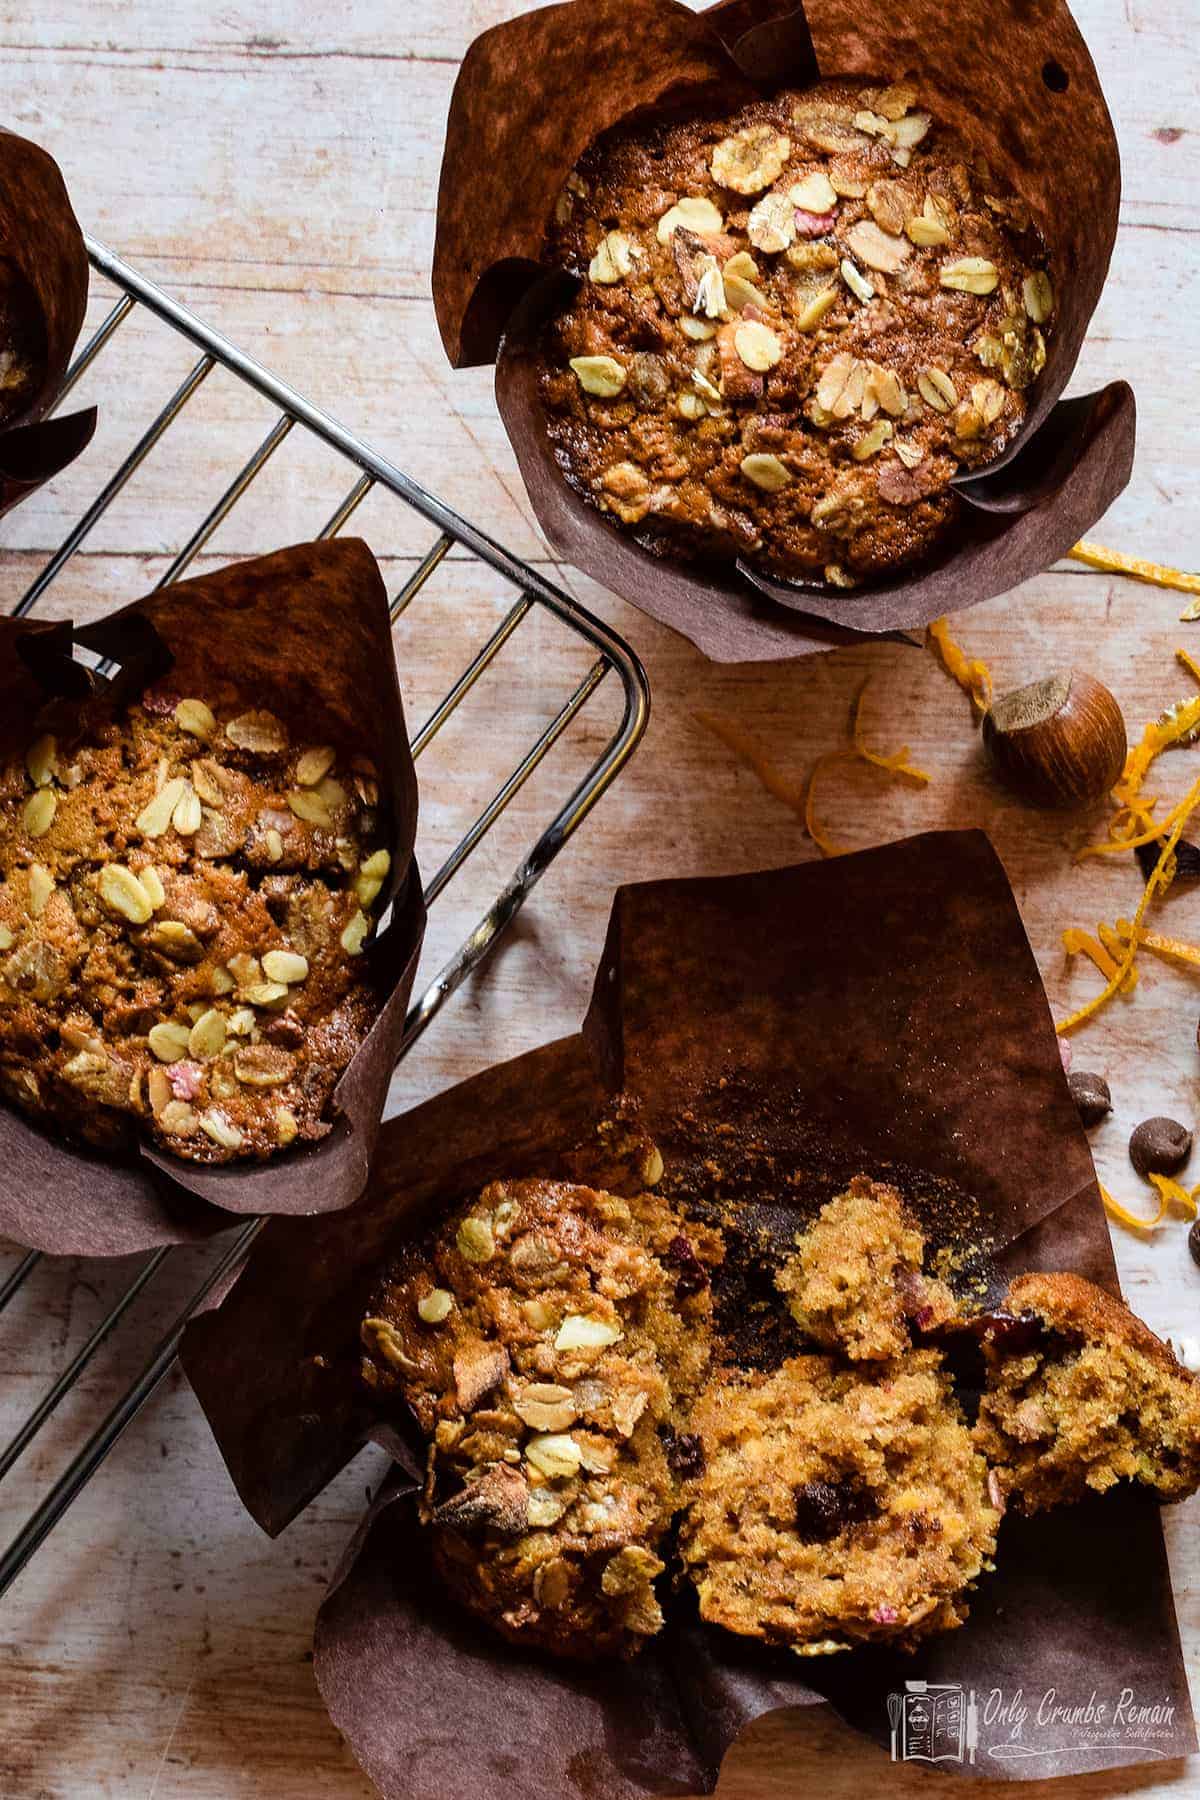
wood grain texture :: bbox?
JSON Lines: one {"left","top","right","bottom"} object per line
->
{"left": 1, "top": 2, "right": 1199, "bottom": 1794}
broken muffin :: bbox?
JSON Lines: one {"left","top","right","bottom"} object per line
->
{"left": 360, "top": 1177, "right": 724, "bottom": 1660}
{"left": 972, "top": 1271, "right": 1200, "bottom": 1512}
{"left": 775, "top": 1175, "right": 957, "bottom": 1360}
{"left": 680, "top": 1349, "right": 1001, "bottom": 1653}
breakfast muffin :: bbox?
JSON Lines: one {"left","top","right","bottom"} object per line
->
{"left": 360, "top": 1177, "right": 724, "bottom": 1659}
{"left": 0, "top": 688, "right": 391, "bottom": 1163}
{"left": 540, "top": 76, "right": 1053, "bottom": 588}
{"left": 680, "top": 1350, "right": 1001, "bottom": 1654}
{"left": 775, "top": 1176, "right": 958, "bottom": 1359}
{"left": 973, "top": 1272, "right": 1200, "bottom": 1512}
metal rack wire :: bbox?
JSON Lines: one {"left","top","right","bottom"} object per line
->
{"left": 0, "top": 237, "right": 649, "bottom": 1598}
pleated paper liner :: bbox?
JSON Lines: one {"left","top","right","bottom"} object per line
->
{"left": 181, "top": 833, "right": 1194, "bottom": 1793}
{"left": 0, "top": 539, "right": 425, "bottom": 1255}
{"left": 434, "top": 0, "right": 1133, "bottom": 660}
{"left": 0, "top": 127, "right": 95, "bottom": 518}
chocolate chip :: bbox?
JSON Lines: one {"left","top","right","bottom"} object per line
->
{"left": 1188, "top": 1219, "right": 1200, "bottom": 1271}
{"left": 658, "top": 1423, "right": 705, "bottom": 1478}
{"left": 1129, "top": 1116, "right": 1193, "bottom": 1178}
{"left": 792, "top": 1477, "right": 877, "bottom": 1542}
{"left": 1067, "top": 1070, "right": 1111, "bottom": 1128}
{"left": 1136, "top": 838, "right": 1200, "bottom": 882}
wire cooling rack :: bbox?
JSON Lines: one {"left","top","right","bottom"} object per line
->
{"left": 0, "top": 237, "right": 649, "bottom": 1598}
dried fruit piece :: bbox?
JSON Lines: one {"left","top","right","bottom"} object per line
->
{"left": 940, "top": 257, "right": 999, "bottom": 295}
{"left": 568, "top": 354, "right": 626, "bottom": 398}
{"left": 656, "top": 195, "right": 723, "bottom": 245}
{"left": 740, "top": 452, "right": 792, "bottom": 493}
{"left": 711, "top": 125, "right": 790, "bottom": 196}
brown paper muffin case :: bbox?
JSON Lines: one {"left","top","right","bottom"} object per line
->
{"left": 0, "top": 539, "right": 425, "bottom": 1255}
{"left": 434, "top": 0, "right": 1132, "bottom": 659}
{"left": 181, "top": 832, "right": 1194, "bottom": 1793}
{"left": 0, "top": 127, "right": 95, "bottom": 516}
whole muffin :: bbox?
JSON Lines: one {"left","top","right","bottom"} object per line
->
{"left": 680, "top": 1350, "right": 1001, "bottom": 1653}
{"left": 0, "top": 687, "right": 391, "bottom": 1163}
{"left": 539, "top": 76, "right": 1053, "bottom": 588}
{"left": 360, "top": 1177, "right": 724, "bottom": 1659}
{"left": 973, "top": 1272, "right": 1200, "bottom": 1512}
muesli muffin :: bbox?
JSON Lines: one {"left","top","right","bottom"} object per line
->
{"left": 360, "top": 1177, "right": 724, "bottom": 1659}
{"left": 973, "top": 1272, "right": 1200, "bottom": 1512}
{"left": 680, "top": 1350, "right": 1001, "bottom": 1653}
{"left": 0, "top": 687, "right": 391, "bottom": 1164}
{"left": 775, "top": 1176, "right": 957, "bottom": 1359}
{"left": 540, "top": 76, "right": 1054, "bottom": 588}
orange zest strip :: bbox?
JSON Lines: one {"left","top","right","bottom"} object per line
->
{"left": 693, "top": 711, "right": 806, "bottom": 820}
{"left": 1061, "top": 927, "right": 1136, "bottom": 992}
{"left": 851, "top": 682, "right": 931, "bottom": 783}
{"left": 925, "top": 617, "right": 993, "bottom": 714}
{"left": 1055, "top": 771, "right": 1200, "bottom": 1033}
{"left": 1148, "top": 1173, "right": 1199, "bottom": 1222}
{"left": 1069, "top": 541, "right": 1200, "bottom": 613}
{"left": 1100, "top": 1183, "right": 1168, "bottom": 1233}
{"left": 1113, "top": 918, "right": 1200, "bottom": 972}
{"left": 804, "top": 750, "right": 856, "bottom": 858}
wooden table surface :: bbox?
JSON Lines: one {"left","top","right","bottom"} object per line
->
{"left": 1, "top": 3, "right": 1199, "bottom": 1794}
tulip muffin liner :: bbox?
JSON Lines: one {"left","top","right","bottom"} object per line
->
{"left": 0, "top": 539, "right": 425, "bottom": 1256}
{"left": 181, "top": 832, "right": 1194, "bottom": 1795}
{"left": 433, "top": 0, "right": 1134, "bottom": 661}
{"left": 0, "top": 127, "right": 95, "bottom": 519}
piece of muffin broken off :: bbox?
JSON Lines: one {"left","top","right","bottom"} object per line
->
{"left": 680, "top": 1350, "right": 1001, "bottom": 1654}
{"left": 973, "top": 1271, "right": 1200, "bottom": 1513}
{"left": 775, "top": 1176, "right": 958, "bottom": 1360}
{"left": 360, "top": 1177, "right": 723, "bottom": 1660}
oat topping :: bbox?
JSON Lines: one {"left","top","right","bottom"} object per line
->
{"left": 0, "top": 689, "right": 391, "bottom": 1164}
{"left": 540, "top": 76, "right": 1054, "bottom": 587}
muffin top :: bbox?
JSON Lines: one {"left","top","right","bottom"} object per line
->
{"left": 539, "top": 76, "right": 1053, "bottom": 588}
{"left": 0, "top": 687, "right": 391, "bottom": 1164}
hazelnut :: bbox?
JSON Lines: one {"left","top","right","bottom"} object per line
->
{"left": 1067, "top": 1071, "right": 1112, "bottom": 1128}
{"left": 1129, "top": 1116, "right": 1193, "bottom": 1179}
{"left": 981, "top": 671, "right": 1126, "bottom": 808}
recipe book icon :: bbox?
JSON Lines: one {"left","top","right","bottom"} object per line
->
{"left": 888, "top": 1682, "right": 979, "bottom": 1764}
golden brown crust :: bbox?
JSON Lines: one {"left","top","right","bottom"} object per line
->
{"left": 0, "top": 690, "right": 390, "bottom": 1164}
{"left": 539, "top": 77, "right": 1053, "bottom": 588}
{"left": 975, "top": 1272, "right": 1200, "bottom": 1512}
{"left": 361, "top": 1177, "right": 723, "bottom": 1660}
